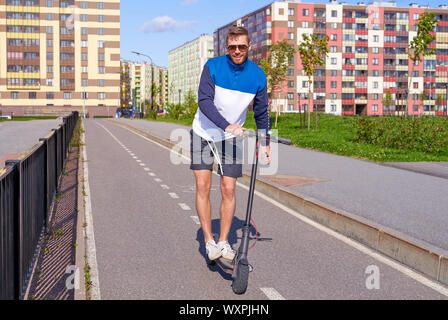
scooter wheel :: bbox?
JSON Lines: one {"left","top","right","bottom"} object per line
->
{"left": 232, "top": 264, "right": 249, "bottom": 295}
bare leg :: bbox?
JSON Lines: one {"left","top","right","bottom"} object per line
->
{"left": 219, "top": 175, "right": 237, "bottom": 243}
{"left": 194, "top": 170, "right": 214, "bottom": 243}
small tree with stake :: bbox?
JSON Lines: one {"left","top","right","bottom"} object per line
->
{"left": 408, "top": 12, "right": 438, "bottom": 116}
{"left": 260, "top": 40, "right": 296, "bottom": 128}
{"left": 298, "top": 33, "right": 329, "bottom": 130}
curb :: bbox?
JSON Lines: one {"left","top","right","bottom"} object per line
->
{"left": 109, "top": 119, "right": 448, "bottom": 287}
{"left": 75, "top": 119, "right": 86, "bottom": 300}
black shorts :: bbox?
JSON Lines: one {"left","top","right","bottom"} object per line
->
{"left": 190, "top": 129, "right": 243, "bottom": 178}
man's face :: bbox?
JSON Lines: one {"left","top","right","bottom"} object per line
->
{"left": 227, "top": 35, "right": 251, "bottom": 65}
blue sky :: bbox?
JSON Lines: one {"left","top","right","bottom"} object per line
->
{"left": 120, "top": 0, "right": 447, "bottom": 67}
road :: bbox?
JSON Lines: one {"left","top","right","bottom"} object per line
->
{"left": 0, "top": 119, "right": 63, "bottom": 168}
{"left": 84, "top": 119, "right": 447, "bottom": 300}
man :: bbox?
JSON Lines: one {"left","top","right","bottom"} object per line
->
{"left": 190, "top": 27, "right": 271, "bottom": 262}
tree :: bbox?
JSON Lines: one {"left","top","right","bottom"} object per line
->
{"left": 184, "top": 89, "right": 198, "bottom": 121}
{"left": 260, "top": 40, "right": 296, "bottom": 128}
{"left": 382, "top": 91, "right": 393, "bottom": 115}
{"left": 419, "top": 89, "right": 428, "bottom": 117}
{"left": 408, "top": 12, "right": 438, "bottom": 116}
{"left": 298, "top": 33, "right": 329, "bottom": 130}
{"left": 436, "top": 94, "right": 444, "bottom": 113}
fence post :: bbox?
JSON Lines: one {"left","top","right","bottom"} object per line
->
{"left": 39, "top": 138, "right": 49, "bottom": 228}
{"left": 5, "top": 159, "right": 23, "bottom": 300}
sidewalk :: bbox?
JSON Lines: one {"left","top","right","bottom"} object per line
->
{"left": 112, "top": 118, "right": 448, "bottom": 254}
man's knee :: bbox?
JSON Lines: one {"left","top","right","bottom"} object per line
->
{"left": 195, "top": 173, "right": 212, "bottom": 195}
{"left": 221, "top": 178, "right": 236, "bottom": 200}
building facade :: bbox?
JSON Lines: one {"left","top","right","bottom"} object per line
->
{"left": 0, "top": 0, "right": 121, "bottom": 117}
{"left": 124, "top": 60, "right": 168, "bottom": 112}
{"left": 214, "top": 0, "right": 448, "bottom": 116}
{"left": 168, "top": 33, "right": 214, "bottom": 105}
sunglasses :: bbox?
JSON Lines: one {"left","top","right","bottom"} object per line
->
{"left": 227, "top": 45, "right": 248, "bottom": 52}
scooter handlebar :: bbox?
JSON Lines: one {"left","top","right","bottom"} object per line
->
{"left": 242, "top": 130, "right": 291, "bottom": 145}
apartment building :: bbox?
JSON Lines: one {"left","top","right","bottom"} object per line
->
{"left": 168, "top": 33, "right": 214, "bottom": 105}
{"left": 214, "top": 0, "right": 448, "bottom": 116}
{"left": 0, "top": 0, "right": 120, "bottom": 117}
{"left": 124, "top": 60, "right": 168, "bottom": 112}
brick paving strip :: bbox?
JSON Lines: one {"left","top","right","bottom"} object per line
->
{"left": 24, "top": 124, "right": 82, "bottom": 300}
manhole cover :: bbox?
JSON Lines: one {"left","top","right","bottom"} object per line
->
{"left": 260, "top": 175, "right": 329, "bottom": 188}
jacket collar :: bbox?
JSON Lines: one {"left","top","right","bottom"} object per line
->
{"left": 226, "top": 54, "right": 248, "bottom": 71}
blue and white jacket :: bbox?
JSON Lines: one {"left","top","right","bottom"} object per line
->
{"left": 192, "top": 54, "right": 270, "bottom": 142}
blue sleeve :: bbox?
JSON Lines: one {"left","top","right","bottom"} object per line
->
{"left": 197, "top": 65, "right": 231, "bottom": 131}
{"left": 253, "top": 83, "right": 271, "bottom": 146}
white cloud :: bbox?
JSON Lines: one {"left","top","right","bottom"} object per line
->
{"left": 181, "top": 0, "right": 198, "bottom": 6}
{"left": 140, "top": 16, "right": 198, "bottom": 33}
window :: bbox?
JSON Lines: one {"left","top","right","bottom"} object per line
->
{"left": 331, "top": 105, "right": 337, "bottom": 112}
{"left": 81, "top": 53, "right": 88, "bottom": 61}
{"left": 302, "top": 81, "right": 308, "bottom": 88}
{"left": 331, "top": 57, "right": 337, "bottom": 65}
{"left": 82, "top": 92, "right": 88, "bottom": 100}
{"left": 287, "top": 92, "right": 294, "bottom": 100}
{"left": 98, "top": 28, "right": 105, "bottom": 35}
{"left": 98, "top": 80, "right": 105, "bottom": 87}
{"left": 287, "top": 80, "right": 294, "bottom": 88}
{"left": 46, "top": 0, "right": 53, "bottom": 6}
{"left": 64, "top": 92, "right": 72, "bottom": 99}
{"left": 82, "top": 79, "right": 88, "bottom": 87}
{"left": 47, "top": 66, "right": 53, "bottom": 73}
{"left": 81, "top": 40, "right": 88, "bottom": 47}
{"left": 372, "top": 105, "right": 378, "bottom": 112}
{"left": 97, "top": 2, "right": 104, "bottom": 9}
{"left": 98, "top": 53, "right": 105, "bottom": 61}
{"left": 98, "top": 66, "right": 106, "bottom": 74}
{"left": 372, "top": 47, "right": 379, "bottom": 54}
{"left": 330, "top": 46, "right": 337, "bottom": 53}
{"left": 331, "top": 81, "right": 337, "bottom": 88}
{"left": 46, "top": 26, "right": 53, "bottom": 34}
{"left": 11, "top": 92, "right": 19, "bottom": 99}
{"left": 331, "top": 10, "right": 337, "bottom": 18}
{"left": 46, "top": 13, "right": 53, "bottom": 20}
{"left": 372, "top": 70, "right": 379, "bottom": 77}
{"left": 373, "top": 82, "right": 378, "bottom": 89}
{"left": 98, "top": 92, "right": 106, "bottom": 100}
{"left": 46, "top": 78, "right": 53, "bottom": 86}
{"left": 373, "top": 93, "right": 379, "bottom": 100}
{"left": 98, "top": 41, "right": 105, "bottom": 48}
{"left": 46, "top": 92, "right": 54, "bottom": 99}
{"left": 288, "top": 33, "right": 294, "bottom": 40}
{"left": 303, "top": 9, "right": 309, "bottom": 16}
{"left": 47, "top": 53, "right": 53, "bottom": 60}
{"left": 330, "top": 70, "right": 337, "bottom": 77}
{"left": 288, "top": 8, "right": 295, "bottom": 16}
{"left": 46, "top": 39, "right": 53, "bottom": 47}
{"left": 80, "top": 14, "right": 88, "bottom": 22}
{"left": 29, "top": 92, "right": 36, "bottom": 99}
{"left": 413, "top": 82, "right": 418, "bottom": 89}
{"left": 82, "top": 66, "right": 88, "bottom": 73}
{"left": 372, "top": 58, "right": 379, "bottom": 65}
{"left": 80, "top": 1, "right": 88, "bottom": 8}
{"left": 373, "top": 35, "right": 379, "bottom": 42}
{"left": 97, "top": 15, "right": 105, "bottom": 22}
{"left": 288, "top": 21, "right": 294, "bottom": 28}
{"left": 81, "top": 27, "right": 88, "bottom": 35}
{"left": 330, "top": 22, "right": 337, "bottom": 29}
{"left": 330, "top": 34, "right": 337, "bottom": 41}
{"left": 330, "top": 93, "right": 337, "bottom": 100}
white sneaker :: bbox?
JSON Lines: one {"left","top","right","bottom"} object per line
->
{"left": 206, "top": 240, "right": 222, "bottom": 261}
{"left": 218, "top": 241, "right": 236, "bottom": 261}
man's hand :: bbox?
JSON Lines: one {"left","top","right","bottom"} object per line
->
{"left": 260, "top": 145, "right": 271, "bottom": 165}
{"left": 225, "top": 124, "right": 246, "bottom": 137}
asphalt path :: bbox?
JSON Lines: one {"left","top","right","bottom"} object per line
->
{"left": 84, "top": 119, "right": 447, "bottom": 300}
{"left": 112, "top": 119, "right": 448, "bottom": 252}
{"left": 0, "top": 119, "right": 63, "bottom": 168}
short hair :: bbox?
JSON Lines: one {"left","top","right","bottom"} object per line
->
{"left": 226, "top": 26, "right": 250, "bottom": 44}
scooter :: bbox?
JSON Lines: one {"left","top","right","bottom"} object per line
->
{"left": 208, "top": 130, "right": 291, "bottom": 295}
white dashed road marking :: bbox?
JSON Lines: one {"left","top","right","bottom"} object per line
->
{"left": 178, "top": 203, "right": 191, "bottom": 211}
{"left": 260, "top": 288, "right": 286, "bottom": 300}
{"left": 148, "top": 172, "right": 156, "bottom": 176}
{"left": 154, "top": 178, "right": 162, "bottom": 182}
{"left": 169, "top": 192, "right": 179, "bottom": 199}
{"left": 161, "top": 185, "right": 170, "bottom": 190}
{"left": 190, "top": 216, "right": 200, "bottom": 224}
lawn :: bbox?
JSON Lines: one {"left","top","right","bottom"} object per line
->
{"left": 0, "top": 116, "right": 59, "bottom": 122}
{"left": 146, "top": 112, "right": 448, "bottom": 163}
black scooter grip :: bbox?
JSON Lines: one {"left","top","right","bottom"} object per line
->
{"left": 271, "top": 136, "right": 291, "bottom": 145}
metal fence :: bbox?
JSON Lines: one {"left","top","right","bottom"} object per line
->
{"left": 0, "top": 112, "right": 79, "bottom": 300}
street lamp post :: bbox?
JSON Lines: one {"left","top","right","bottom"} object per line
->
{"left": 178, "top": 89, "right": 181, "bottom": 105}
{"left": 132, "top": 51, "right": 154, "bottom": 116}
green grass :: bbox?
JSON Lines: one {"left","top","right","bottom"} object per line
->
{"left": 145, "top": 112, "right": 448, "bottom": 163}
{"left": 0, "top": 116, "right": 58, "bottom": 122}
